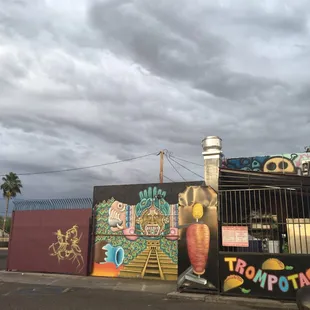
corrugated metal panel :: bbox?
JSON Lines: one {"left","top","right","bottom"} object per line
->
{"left": 12, "top": 198, "right": 93, "bottom": 211}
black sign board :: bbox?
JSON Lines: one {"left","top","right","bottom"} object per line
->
{"left": 220, "top": 252, "right": 310, "bottom": 300}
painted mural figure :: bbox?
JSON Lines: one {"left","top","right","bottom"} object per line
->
{"left": 105, "top": 187, "right": 178, "bottom": 240}
{"left": 186, "top": 203, "right": 210, "bottom": 277}
{"left": 222, "top": 152, "right": 310, "bottom": 175}
{"left": 92, "top": 186, "right": 178, "bottom": 280}
{"left": 48, "top": 224, "right": 84, "bottom": 273}
{"left": 177, "top": 186, "right": 219, "bottom": 291}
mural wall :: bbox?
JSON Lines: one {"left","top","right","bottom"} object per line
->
{"left": 220, "top": 253, "right": 310, "bottom": 300}
{"left": 91, "top": 182, "right": 200, "bottom": 280}
{"left": 177, "top": 185, "right": 219, "bottom": 292}
{"left": 222, "top": 152, "right": 310, "bottom": 175}
{"left": 7, "top": 209, "right": 92, "bottom": 276}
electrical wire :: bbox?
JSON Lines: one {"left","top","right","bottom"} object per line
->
{"left": 165, "top": 154, "right": 186, "bottom": 181}
{"left": 169, "top": 156, "right": 204, "bottom": 179}
{"left": 170, "top": 155, "right": 204, "bottom": 167}
{"left": 163, "top": 175, "right": 175, "bottom": 182}
{"left": 0, "top": 152, "right": 157, "bottom": 177}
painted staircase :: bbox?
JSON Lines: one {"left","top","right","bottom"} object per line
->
{"left": 119, "top": 240, "right": 177, "bottom": 281}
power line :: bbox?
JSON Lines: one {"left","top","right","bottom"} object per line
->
{"left": 165, "top": 154, "right": 186, "bottom": 182}
{"left": 163, "top": 175, "right": 175, "bottom": 182}
{"left": 0, "top": 152, "right": 157, "bottom": 177}
{"left": 170, "top": 155, "right": 204, "bottom": 167}
{"left": 169, "top": 157, "right": 204, "bottom": 179}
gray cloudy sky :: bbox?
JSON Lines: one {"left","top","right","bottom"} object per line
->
{"left": 1, "top": 0, "right": 310, "bottom": 209}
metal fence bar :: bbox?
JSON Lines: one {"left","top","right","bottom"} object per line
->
{"left": 13, "top": 198, "right": 93, "bottom": 211}
{"left": 303, "top": 187, "right": 309, "bottom": 254}
{"left": 219, "top": 170, "right": 310, "bottom": 255}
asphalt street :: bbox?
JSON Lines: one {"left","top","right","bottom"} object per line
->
{"left": 0, "top": 249, "right": 7, "bottom": 270}
{"left": 0, "top": 250, "right": 289, "bottom": 310}
{"left": 0, "top": 282, "right": 279, "bottom": 310}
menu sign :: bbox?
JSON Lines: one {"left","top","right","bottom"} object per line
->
{"left": 222, "top": 226, "right": 249, "bottom": 247}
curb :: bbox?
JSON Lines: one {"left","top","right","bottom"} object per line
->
{"left": 167, "top": 292, "right": 298, "bottom": 309}
{"left": 0, "top": 271, "right": 176, "bottom": 295}
{"left": 0, "top": 271, "right": 80, "bottom": 279}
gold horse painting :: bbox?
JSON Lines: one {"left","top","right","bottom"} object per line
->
{"left": 48, "top": 224, "right": 84, "bottom": 273}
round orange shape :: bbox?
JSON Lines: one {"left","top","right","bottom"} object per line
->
{"left": 91, "top": 262, "right": 123, "bottom": 277}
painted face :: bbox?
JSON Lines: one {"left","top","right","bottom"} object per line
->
{"left": 263, "top": 157, "right": 295, "bottom": 174}
{"left": 137, "top": 206, "right": 168, "bottom": 236}
{"left": 108, "top": 200, "right": 127, "bottom": 231}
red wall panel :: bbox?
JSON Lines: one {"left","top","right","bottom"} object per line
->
{"left": 7, "top": 209, "right": 92, "bottom": 276}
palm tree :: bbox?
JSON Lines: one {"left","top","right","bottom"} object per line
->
{"left": 0, "top": 172, "right": 23, "bottom": 237}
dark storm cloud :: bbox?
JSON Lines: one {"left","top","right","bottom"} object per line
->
{"left": 0, "top": 77, "right": 14, "bottom": 93}
{"left": 1, "top": 0, "right": 310, "bottom": 198}
{"left": 0, "top": 160, "right": 62, "bottom": 176}
{"left": 88, "top": 0, "right": 291, "bottom": 100}
{"left": 88, "top": 1, "right": 226, "bottom": 81}
{"left": 0, "top": 114, "right": 62, "bottom": 138}
{"left": 230, "top": 7, "right": 308, "bottom": 37}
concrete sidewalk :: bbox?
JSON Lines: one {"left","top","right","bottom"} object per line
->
{"left": 168, "top": 292, "right": 297, "bottom": 309}
{"left": 0, "top": 271, "right": 297, "bottom": 309}
{"left": 0, "top": 270, "right": 176, "bottom": 295}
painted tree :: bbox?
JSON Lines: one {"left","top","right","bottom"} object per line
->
{"left": 0, "top": 172, "right": 23, "bottom": 236}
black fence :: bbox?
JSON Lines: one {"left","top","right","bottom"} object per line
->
{"left": 219, "top": 169, "right": 310, "bottom": 254}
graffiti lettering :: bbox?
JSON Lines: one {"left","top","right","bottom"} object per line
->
{"left": 253, "top": 269, "right": 267, "bottom": 289}
{"left": 224, "top": 257, "right": 237, "bottom": 271}
{"left": 222, "top": 152, "right": 310, "bottom": 176}
{"left": 223, "top": 257, "right": 310, "bottom": 293}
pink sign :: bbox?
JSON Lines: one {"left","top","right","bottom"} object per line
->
{"left": 222, "top": 226, "right": 249, "bottom": 247}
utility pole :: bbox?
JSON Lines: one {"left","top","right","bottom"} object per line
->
{"left": 159, "top": 150, "right": 164, "bottom": 183}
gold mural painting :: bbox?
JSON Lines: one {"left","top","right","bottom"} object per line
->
{"left": 92, "top": 186, "right": 179, "bottom": 280}
{"left": 48, "top": 224, "right": 84, "bottom": 273}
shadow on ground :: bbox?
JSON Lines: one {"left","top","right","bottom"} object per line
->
{"left": 0, "top": 282, "right": 280, "bottom": 310}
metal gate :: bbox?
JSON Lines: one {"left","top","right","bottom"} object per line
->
{"left": 218, "top": 169, "right": 310, "bottom": 300}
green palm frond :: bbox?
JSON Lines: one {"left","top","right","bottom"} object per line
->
{"left": 1, "top": 172, "right": 23, "bottom": 198}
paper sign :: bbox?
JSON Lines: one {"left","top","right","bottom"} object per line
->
{"left": 222, "top": 226, "right": 249, "bottom": 247}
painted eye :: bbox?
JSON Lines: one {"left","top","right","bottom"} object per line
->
{"left": 118, "top": 203, "right": 122, "bottom": 209}
{"left": 266, "top": 162, "right": 276, "bottom": 171}
{"left": 278, "top": 161, "right": 288, "bottom": 170}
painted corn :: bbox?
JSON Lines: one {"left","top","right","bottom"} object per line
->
{"left": 192, "top": 203, "right": 203, "bottom": 221}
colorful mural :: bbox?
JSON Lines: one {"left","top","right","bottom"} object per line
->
{"left": 220, "top": 254, "right": 310, "bottom": 299}
{"left": 222, "top": 152, "right": 310, "bottom": 175}
{"left": 177, "top": 186, "right": 219, "bottom": 292}
{"left": 92, "top": 186, "right": 180, "bottom": 280}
